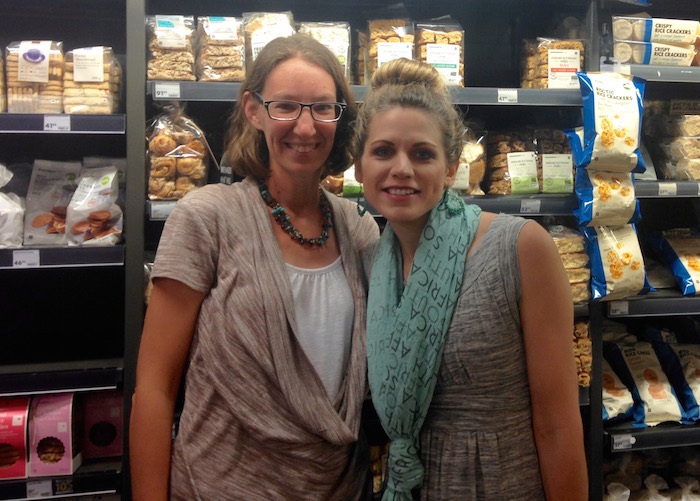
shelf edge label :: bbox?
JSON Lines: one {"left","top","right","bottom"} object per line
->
{"left": 154, "top": 82, "right": 181, "bottom": 99}
{"left": 12, "top": 249, "right": 40, "bottom": 268}
{"left": 497, "top": 88, "right": 518, "bottom": 104}
{"left": 43, "top": 115, "right": 71, "bottom": 132}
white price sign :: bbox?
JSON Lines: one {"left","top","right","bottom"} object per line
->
{"left": 657, "top": 182, "right": 677, "bottom": 197}
{"left": 609, "top": 301, "right": 629, "bottom": 316}
{"left": 519, "top": 199, "right": 541, "bottom": 214}
{"left": 497, "top": 88, "right": 518, "bottom": 104}
{"left": 26, "top": 479, "right": 52, "bottom": 498}
{"left": 43, "top": 115, "right": 70, "bottom": 132}
{"left": 154, "top": 82, "right": 181, "bottom": 99}
{"left": 12, "top": 249, "right": 40, "bottom": 268}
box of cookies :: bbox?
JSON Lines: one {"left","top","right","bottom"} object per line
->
{"left": 0, "top": 397, "right": 30, "bottom": 480}
{"left": 28, "top": 393, "right": 83, "bottom": 477}
{"left": 83, "top": 391, "right": 122, "bottom": 459}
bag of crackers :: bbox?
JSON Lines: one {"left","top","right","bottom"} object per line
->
{"left": 147, "top": 15, "right": 196, "bottom": 81}
{"left": 196, "top": 16, "right": 246, "bottom": 82}
{"left": 146, "top": 103, "right": 212, "bottom": 200}
{"left": 414, "top": 17, "right": 465, "bottom": 87}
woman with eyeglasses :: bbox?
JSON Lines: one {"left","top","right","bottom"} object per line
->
{"left": 130, "top": 34, "right": 379, "bottom": 500}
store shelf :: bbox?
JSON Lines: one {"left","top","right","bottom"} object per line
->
{"left": 147, "top": 80, "right": 582, "bottom": 106}
{"left": 624, "top": 65, "right": 700, "bottom": 84}
{"left": 606, "top": 289, "right": 700, "bottom": 318}
{"left": 0, "top": 359, "right": 123, "bottom": 397}
{"left": 0, "top": 245, "right": 124, "bottom": 269}
{"left": 465, "top": 194, "right": 578, "bottom": 216}
{"left": 0, "top": 459, "right": 121, "bottom": 500}
{"left": 636, "top": 180, "right": 700, "bottom": 198}
{"left": 0, "top": 114, "right": 125, "bottom": 134}
{"left": 605, "top": 422, "right": 700, "bottom": 453}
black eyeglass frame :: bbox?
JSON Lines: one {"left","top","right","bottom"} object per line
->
{"left": 252, "top": 92, "right": 347, "bottom": 123}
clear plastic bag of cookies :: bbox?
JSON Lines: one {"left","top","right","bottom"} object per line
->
{"left": 299, "top": 22, "right": 352, "bottom": 81}
{"left": 196, "top": 16, "right": 246, "bottom": 82}
{"left": 414, "top": 17, "right": 465, "bottom": 87}
{"left": 355, "top": 30, "right": 368, "bottom": 85}
{"left": 66, "top": 166, "right": 122, "bottom": 246}
{"left": 6, "top": 41, "right": 64, "bottom": 113}
{"left": 146, "top": 15, "right": 196, "bottom": 81}
{"left": 534, "top": 127, "right": 574, "bottom": 194}
{"left": 366, "top": 5, "right": 414, "bottom": 82}
{"left": 453, "top": 127, "right": 486, "bottom": 196}
{"left": 243, "top": 11, "right": 295, "bottom": 71}
{"left": 520, "top": 39, "right": 538, "bottom": 88}
{"left": 485, "top": 129, "right": 537, "bottom": 195}
{"left": 63, "top": 46, "right": 121, "bottom": 114}
{"left": 146, "top": 103, "right": 213, "bottom": 201}
{"left": 532, "top": 37, "right": 584, "bottom": 89}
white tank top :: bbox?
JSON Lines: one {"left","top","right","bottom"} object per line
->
{"left": 286, "top": 256, "right": 354, "bottom": 399}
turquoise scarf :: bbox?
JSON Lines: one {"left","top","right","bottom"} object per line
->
{"left": 367, "top": 190, "right": 481, "bottom": 500}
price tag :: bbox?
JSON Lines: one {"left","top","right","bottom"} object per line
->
{"left": 154, "top": 82, "right": 181, "bottom": 99}
{"left": 609, "top": 301, "right": 629, "bottom": 316}
{"left": 519, "top": 199, "right": 541, "bottom": 214}
{"left": 53, "top": 477, "right": 74, "bottom": 495}
{"left": 43, "top": 115, "right": 71, "bottom": 132}
{"left": 497, "top": 88, "right": 518, "bottom": 104}
{"left": 150, "top": 201, "right": 177, "bottom": 220}
{"left": 12, "top": 249, "right": 40, "bottom": 268}
{"left": 612, "top": 434, "right": 636, "bottom": 451}
{"left": 26, "top": 479, "right": 52, "bottom": 498}
{"left": 657, "top": 182, "right": 677, "bottom": 197}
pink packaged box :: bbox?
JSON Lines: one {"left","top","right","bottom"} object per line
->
{"left": 83, "top": 390, "right": 122, "bottom": 459}
{"left": 0, "top": 397, "right": 30, "bottom": 479}
{"left": 28, "top": 393, "right": 83, "bottom": 477}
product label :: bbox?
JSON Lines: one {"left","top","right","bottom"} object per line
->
{"left": 206, "top": 17, "right": 241, "bottom": 41}
{"left": 73, "top": 47, "right": 105, "bottom": 82}
{"left": 506, "top": 152, "right": 538, "bottom": 194}
{"left": 426, "top": 44, "right": 461, "bottom": 85}
{"left": 377, "top": 43, "right": 413, "bottom": 66}
{"left": 18, "top": 41, "right": 51, "bottom": 83}
{"left": 648, "top": 43, "right": 696, "bottom": 66}
{"left": 649, "top": 19, "right": 699, "bottom": 44}
{"left": 155, "top": 16, "right": 187, "bottom": 49}
{"left": 250, "top": 24, "right": 295, "bottom": 60}
{"left": 547, "top": 49, "right": 580, "bottom": 89}
{"left": 541, "top": 154, "right": 573, "bottom": 193}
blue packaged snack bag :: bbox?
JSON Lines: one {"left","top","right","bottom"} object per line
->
{"left": 647, "top": 228, "right": 700, "bottom": 296}
{"left": 574, "top": 168, "right": 642, "bottom": 226}
{"left": 577, "top": 72, "right": 646, "bottom": 173}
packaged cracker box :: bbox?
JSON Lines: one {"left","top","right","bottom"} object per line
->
{"left": 83, "top": 391, "right": 123, "bottom": 459}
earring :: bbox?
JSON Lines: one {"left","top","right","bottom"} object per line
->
{"left": 445, "top": 188, "right": 464, "bottom": 217}
{"left": 356, "top": 188, "right": 368, "bottom": 217}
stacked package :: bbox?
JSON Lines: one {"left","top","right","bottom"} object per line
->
{"left": 414, "top": 18, "right": 465, "bottom": 87}
{"left": 0, "top": 54, "right": 5, "bottom": 112}
{"left": 196, "top": 16, "right": 246, "bottom": 82}
{"left": 453, "top": 128, "right": 486, "bottom": 196}
{"left": 243, "top": 12, "right": 295, "bottom": 71}
{"left": 485, "top": 129, "right": 537, "bottom": 195}
{"left": 365, "top": 17, "right": 414, "bottom": 84}
{"left": 549, "top": 225, "right": 591, "bottom": 303}
{"left": 6, "top": 41, "right": 63, "bottom": 113}
{"left": 147, "top": 15, "right": 196, "bottom": 81}
{"left": 299, "top": 22, "right": 352, "bottom": 80}
{"left": 573, "top": 320, "right": 592, "bottom": 387}
{"left": 612, "top": 15, "right": 699, "bottom": 67}
{"left": 520, "top": 38, "right": 584, "bottom": 89}
{"left": 63, "top": 47, "right": 121, "bottom": 114}
{"left": 644, "top": 99, "right": 700, "bottom": 180}
{"left": 568, "top": 72, "right": 652, "bottom": 301}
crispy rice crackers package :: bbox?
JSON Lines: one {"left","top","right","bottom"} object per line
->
{"left": 583, "top": 224, "right": 652, "bottom": 300}
{"left": 576, "top": 72, "right": 647, "bottom": 173}
{"left": 602, "top": 357, "right": 634, "bottom": 423}
{"left": 647, "top": 228, "right": 700, "bottom": 296}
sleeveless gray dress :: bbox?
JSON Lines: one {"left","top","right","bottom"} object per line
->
{"left": 419, "top": 213, "right": 546, "bottom": 500}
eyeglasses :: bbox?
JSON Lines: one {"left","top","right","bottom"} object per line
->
{"left": 252, "top": 92, "right": 346, "bottom": 123}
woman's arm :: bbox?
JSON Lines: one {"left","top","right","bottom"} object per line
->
{"left": 129, "top": 277, "right": 206, "bottom": 501}
{"left": 517, "top": 222, "right": 589, "bottom": 501}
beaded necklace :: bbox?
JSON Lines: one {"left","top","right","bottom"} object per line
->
{"left": 259, "top": 179, "right": 333, "bottom": 247}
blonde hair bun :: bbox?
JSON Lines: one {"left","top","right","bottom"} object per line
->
{"left": 370, "top": 58, "right": 446, "bottom": 94}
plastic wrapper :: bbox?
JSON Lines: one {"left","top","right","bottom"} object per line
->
{"left": 535, "top": 127, "right": 574, "bottom": 194}
{"left": 576, "top": 72, "right": 647, "bottom": 173}
{"left": 299, "top": 22, "right": 351, "bottom": 80}
{"left": 366, "top": 7, "right": 413, "bottom": 83}
{"left": 573, "top": 320, "right": 592, "bottom": 387}
{"left": 414, "top": 17, "right": 465, "bottom": 87}
{"left": 604, "top": 340, "right": 686, "bottom": 428}
{"left": 602, "top": 358, "right": 635, "bottom": 423}
{"left": 355, "top": 30, "right": 368, "bottom": 85}
{"left": 23, "top": 159, "right": 82, "bottom": 246}
{"left": 6, "top": 41, "right": 63, "bottom": 113}
{"left": 0, "top": 163, "right": 24, "bottom": 248}
{"left": 583, "top": 224, "right": 652, "bottom": 301}
{"left": 196, "top": 16, "right": 246, "bottom": 82}
{"left": 243, "top": 11, "right": 295, "bottom": 70}
{"left": 146, "top": 104, "right": 212, "bottom": 200}
{"left": 147, "top": 15, "right": 196, "bottom": 81}
{"left": 485, "top": 129, "right": 537, "bottom": 195}
{"left": 528, "top": 38, "right": 584, "bottom": 90}
{"left": 63, "top": 46, "right": 121, "bottom": 114}
{"left": 647, "top": 228, "right": 700, "bottom": 296}
{"left": 453, "top": 128, "right": 486, "bottom": 195}
{"left": 65, "top": 166, "right": 122, "bottom": 246}
{"left": 574, "top": 169, "right": 641, "bottom": 226}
